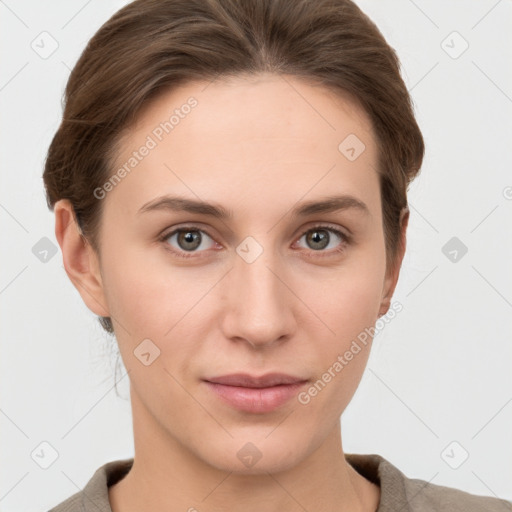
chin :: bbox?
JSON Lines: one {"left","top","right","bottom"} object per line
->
{"left": 194, "top": 432, "right": 309, "bottom": 475}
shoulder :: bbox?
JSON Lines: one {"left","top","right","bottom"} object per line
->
{"left": 399, "top": 471, "right": 512, "bottom": 511}
{"left": 346, "top": 452, "right": 512, "bottom": 512}
{"left": 47, "top": 492, "right": 82, "bottom": 512}
{"left": 47, "top": 458, "right": 133, "bottom": 512}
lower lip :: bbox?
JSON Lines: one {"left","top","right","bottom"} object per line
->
{"left": 204, "top": 381, "right": 308, "bottom": 413}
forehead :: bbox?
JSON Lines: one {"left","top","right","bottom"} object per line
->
{"left": 125, "top": 72, "right": 375, "bottom": 146}
{"left": 106, "top": 73, "right": 380, "bottom": 221}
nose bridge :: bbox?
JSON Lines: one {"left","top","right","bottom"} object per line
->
{"left": 223, "top": 235, "right": 294, "bottom": 347}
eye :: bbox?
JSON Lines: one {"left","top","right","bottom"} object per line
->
{"left": 294, "top": 224, "right": 349, "bottom": 256}
{"left": 158, "top": 223, "right": 350, "bottom": 260}
{"left": 159, "top": 226, "right": 217, "bottom": 259}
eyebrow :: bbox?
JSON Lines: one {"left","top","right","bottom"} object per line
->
{"left": 137, "top": 194, "right": 370, "bottom": 219}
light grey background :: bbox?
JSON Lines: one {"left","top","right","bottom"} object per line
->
{"left": 1, "top": 0, "right": 511, "bottom": 510}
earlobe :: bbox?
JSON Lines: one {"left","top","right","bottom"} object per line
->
{"left": 54, "top": 199, "right": 110, "bottom": 318}
{"left": 378, "top": 297, "right": 391, "bottom": 317}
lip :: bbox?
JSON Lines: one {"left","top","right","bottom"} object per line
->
{"left": 203, "top": 373, "right": 309, "bottom": 413}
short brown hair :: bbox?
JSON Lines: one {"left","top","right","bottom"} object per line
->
{"left": 43, "top": 0, "right": 424, "bottom": 335}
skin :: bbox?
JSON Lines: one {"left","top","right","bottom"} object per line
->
{"left": 54, "top": 72, "right": 408, "bottom": 512}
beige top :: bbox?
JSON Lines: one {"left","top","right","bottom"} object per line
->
{"left": 48, "top": 453, "right": 512, "bottom": 511}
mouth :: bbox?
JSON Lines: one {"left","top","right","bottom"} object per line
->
{"left": 203, "top": 373, "right": 309, "bottom": 413}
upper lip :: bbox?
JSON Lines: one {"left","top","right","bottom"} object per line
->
{"left": 205, "top": 373, "right": 308, "bottom": 388}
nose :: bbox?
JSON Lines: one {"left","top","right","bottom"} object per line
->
{"left": 220, "top": 243, "right": 297, "bottom": 349}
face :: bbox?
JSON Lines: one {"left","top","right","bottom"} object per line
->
{"left": 68, "top": 73, "right": 402, "bottom": 474}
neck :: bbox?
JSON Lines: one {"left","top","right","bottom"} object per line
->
{"left": 109, "top": 390, "right": 380, "bottom": 512}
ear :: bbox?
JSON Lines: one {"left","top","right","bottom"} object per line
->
{"left": 54, "top": 199, "right": 110, "bottom": 318}
{"left": 378, "top": 207, "right": 409, "bottom": 317}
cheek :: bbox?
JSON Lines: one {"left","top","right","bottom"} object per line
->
{"left": 308, "top": 252, "right": 385, "bottom": 341}
{"left": 300, "top": 246, "right": 385, "bottom": 395}
{"left": 100, "top": 243, "right": 211, "bottom": 339}
{"left": 100, "top": 253, "right": 203, "bottom": 398}
{"left": 297, "top": 271, "right": 381, "bottom": 420}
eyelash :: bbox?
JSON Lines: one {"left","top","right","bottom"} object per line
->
{"left": 158, "top": 224, "right": 350, "bottom": 260}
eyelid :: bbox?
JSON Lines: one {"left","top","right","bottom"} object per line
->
{"left": 292, "top": 223, "right": 350, "bottom": 258}
{"left": 158, "top": 225, "right": 219, "bottom": 259}
{"left": 294, "top": 221, "right": 351, "bottom": 242}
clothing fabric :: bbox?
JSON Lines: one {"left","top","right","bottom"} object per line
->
{"left": 48, "top": 453, "right": 512, "bottom": 511}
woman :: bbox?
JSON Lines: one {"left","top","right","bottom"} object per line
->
{"left": 44, "top": 0, "right": 511, "bottom": 510}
